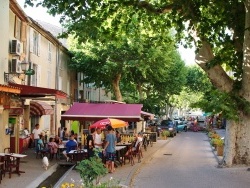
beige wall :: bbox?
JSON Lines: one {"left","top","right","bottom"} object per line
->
{"left": 0, "top": 111, "right": 11, "bottom": 152}
{"left": 0, "top": 0, "right": 9, "bottom": 84}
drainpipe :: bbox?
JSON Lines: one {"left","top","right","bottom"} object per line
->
{"left": 54, "top": 44, "right": 60, "bottom": 136}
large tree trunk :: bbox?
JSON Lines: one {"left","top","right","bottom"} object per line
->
{"left": 112, "top": 73, "right": 123, "bottom": 102}
{"left": 195, "top": 39, "right": 250, "bottom": 166}
{"left": 224, "top": 115, "right": 250, "bottom": 166}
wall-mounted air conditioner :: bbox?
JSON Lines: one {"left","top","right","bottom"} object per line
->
{"left": 10, "top": 59, "right": 21, "bottom": 73}
{"left": 10, "top": 39, "right": 21, "bottom": 56}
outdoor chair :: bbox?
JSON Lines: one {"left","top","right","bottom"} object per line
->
{"left": 132, "top": 142, "right": 143, "bottom": 163}
{"left": 4, "top": 154, "right": 18, "bottom": 179}
{"left": 36, "top": 143, "right": 49, "bottom": 159}
{"left": 47, "top": 144, "right": 59, "bottom": 160}
{"left": 142, "top": 135, "right": 148, "bottom": 151}
{"left": 0, "top": 161, "right": 4, "bottom": 183}
{"left": 124, "top": 145, "right": 134, "bottom": 166}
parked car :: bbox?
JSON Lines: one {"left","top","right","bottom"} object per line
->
{"left": 175, "top": 120, "right": 188, "bottom": 133}
{"left": 158, "top": 119, "right": 177, "bottom": 137}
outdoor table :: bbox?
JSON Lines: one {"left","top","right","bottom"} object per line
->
{"left": 68, "top": 149, "right": 88, "bottom": 163}
{"left": 115, "top": 146, "right": 126, "bottom": 166}
{"left": 68, "top": 149, "right": 87, "bottom": 154}
{"left": 3, "top": 153, "right": 27, "bottom": 177}
{"left": 58, "top": 144, "right": 66, "bottom": 160}
{"left": 10, "top": 153, "right": 27, "bottom": 175}
{"left": 116, "top": 143, "right": 133, "bottom": 151}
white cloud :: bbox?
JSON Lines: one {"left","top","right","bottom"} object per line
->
{"left": 17, "top": 0, "right": 61, "bottom": 27}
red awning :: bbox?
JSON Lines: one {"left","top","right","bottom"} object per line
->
{"left": 61, "top": 103, "right": 143, "bottom": 121}
{"left": 30, "top": 101, "right": 54, "bottom": 116}
{"left": 9, "top": 108, "right": 23, "bottom": 115}
{"left": 8, "top": 83, "right": 68, "bottom": 99}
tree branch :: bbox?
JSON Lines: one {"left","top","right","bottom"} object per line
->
{"left": 196, "top": 41, "right": 234, "bottom": 93}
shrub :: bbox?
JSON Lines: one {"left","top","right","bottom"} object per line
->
{"left": 75, "top": 149, "right": 107, "bottom": 187}
{"left": 161, "top": 130, "right": 170, "bottom": 137}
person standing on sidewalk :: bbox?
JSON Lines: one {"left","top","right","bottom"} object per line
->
{"left": 94, "top": 127, "right": 103, "bottom": 158}
{"left": 103, "top": 125, "right": 117, "bottom": 173}
{"left": 86, "top": 128, "right": 96, "bottom": 158}
{"left": 31, "top": 124, "right": 42, "bottom": 153}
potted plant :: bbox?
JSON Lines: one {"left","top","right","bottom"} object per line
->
{"left": 161, "top": 130, "right": 170, "bottom": 140}
{"left": 216, "top": 138, "right": 224, "bottom": 156}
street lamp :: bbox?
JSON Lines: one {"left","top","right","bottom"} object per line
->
{"left": 4, "top": 61, "right": 35, "bottom": 82}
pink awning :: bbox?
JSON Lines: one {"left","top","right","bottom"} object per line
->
{"left": 61, "top": 103, "right": 143, "bottom": 121}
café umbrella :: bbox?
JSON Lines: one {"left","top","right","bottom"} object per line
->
{"left": 89, "top": 118, "right": 128, "bottom": 130}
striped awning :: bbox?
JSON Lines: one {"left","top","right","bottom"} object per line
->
{"left": 30, "top": 101, "right": 54, "bottom": 116}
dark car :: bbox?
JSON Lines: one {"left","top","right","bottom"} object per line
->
{"left": 158, "top": 119, "right": 177, "bottom": 137}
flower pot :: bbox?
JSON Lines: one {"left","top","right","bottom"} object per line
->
{"left": 161, "top": 136, "right": 167, "bottom": 140}
{"left": 217, "top": 145, "right": 224, "bottom": 156}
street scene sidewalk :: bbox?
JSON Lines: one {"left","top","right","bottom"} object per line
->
{"left": 0, "top": 130, "right": 226, "bottom": 188}
{"left": 0, "top": 139, "right": 171, "bottom": 188}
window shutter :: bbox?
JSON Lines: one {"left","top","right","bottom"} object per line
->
{"left": 14, "top": 16, "right": 21, "bottom": 40}
{"left": 37, "top": 34, "right": 41, "bottom": 56}
{"left": 21, "top": 22, "right": 27, "bottom": 42}
{"left": 29, "top": 28, "right": 33, "bottom": 53}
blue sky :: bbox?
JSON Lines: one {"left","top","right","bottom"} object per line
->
{"left": 17, "top": 0, "right": 195, "bottom": 65}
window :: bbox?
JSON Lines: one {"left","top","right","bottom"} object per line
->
{"left": 48, "top": 42, "right": 52, "bottom": 62}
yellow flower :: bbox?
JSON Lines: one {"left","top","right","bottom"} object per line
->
{"left": 70, "top": 183, "right": 75, "bottom": 187}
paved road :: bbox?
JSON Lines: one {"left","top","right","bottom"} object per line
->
{"left": 133, "top": 132, "right": 250, "bottom": 188}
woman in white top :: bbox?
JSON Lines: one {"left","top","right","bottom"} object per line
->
{"left": 94, "top": 128, "right": 103, "bottom": 148}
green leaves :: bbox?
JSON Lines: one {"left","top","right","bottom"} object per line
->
{"left": 76, "top": 156, "right": 107, "bottom": 187}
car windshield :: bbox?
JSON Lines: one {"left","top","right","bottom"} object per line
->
{"left": 161, "top": 120, "right": 173, "bottom": 126}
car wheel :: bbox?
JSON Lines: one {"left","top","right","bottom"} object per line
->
{"left": 184, "top": 126, "right": 187, "bottom": 132}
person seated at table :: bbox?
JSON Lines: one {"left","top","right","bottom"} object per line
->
{"left": 132, "top": 133, "right": 143, "bottom": 151}
{"left": 116, "top": 131, "right": 121, "bottom": 143}
{"left": 54, "top": 135, "right": 62, "bottom": 145}
{"left": 37, "top": 134, "right": 49, "bottom": 152}
{"left": 63, "top": 135, "right": 78, "bottom": 162}
{"left": 47, "top": 137, "right": 59, "bottom": 159}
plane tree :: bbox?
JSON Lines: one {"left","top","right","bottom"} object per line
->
{"left": 24, "top": 0, "right": 250, "bottom": 166}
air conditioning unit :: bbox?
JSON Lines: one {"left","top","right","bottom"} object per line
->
{"left": 10, "top": 39, "right": 21, "bottom": 55}
{"left": 10, "top": 59, "right": 21, "bottom": 73}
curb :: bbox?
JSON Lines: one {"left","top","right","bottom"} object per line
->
{"left": 26, "top": 163, "right": 59, "bottom": 188}
{"left": 54, "top": 165, "right": 76, "bottom": 188}
{"left": 206, "top": 132, "right": 224, "bottom": 167}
